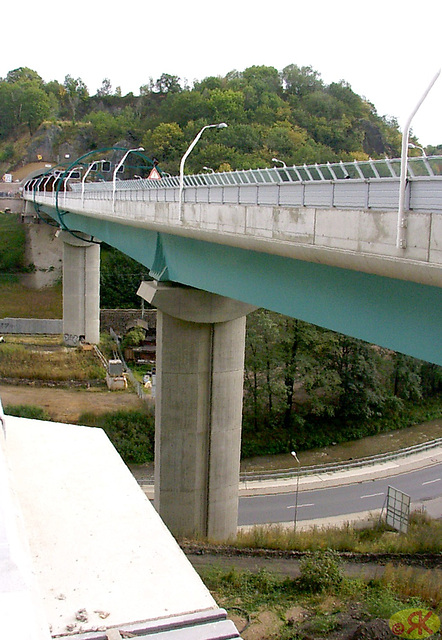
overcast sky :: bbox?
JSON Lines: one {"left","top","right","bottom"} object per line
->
{"left": 2, "top": 0, "right": 441, "bottom": 148}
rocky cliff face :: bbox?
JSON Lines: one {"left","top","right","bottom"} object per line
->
{"left": 22, "top": 121, "right": 92, "bottom": 167}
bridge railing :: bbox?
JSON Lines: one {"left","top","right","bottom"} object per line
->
{"left": 68, "top": 155, "right": 442, "bottom": 189}
{"left": 23, "top": 155, "right": 442, "bottom": 213}
{"left": 60, "top": 175, "right": 442, "bottom": 213}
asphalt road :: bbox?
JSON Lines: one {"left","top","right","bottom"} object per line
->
{"left": 238, "top": 463, "right": 442, "bottom": 526}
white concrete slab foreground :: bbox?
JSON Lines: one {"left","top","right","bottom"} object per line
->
{"left": 1, "top": 415, "right": 240, "bottom": 639}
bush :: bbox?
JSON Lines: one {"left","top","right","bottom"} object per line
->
{"left": 5, "top": 404, "right": 51, "bottom": 420}
{"left": 299, "top": 549, "right": 343, "bottom": 593}
{"left": 78, "top": 408, "right": 155, "bottom": 464}
{"left": 121, "top": 327, "right": 145, "bottom": 349}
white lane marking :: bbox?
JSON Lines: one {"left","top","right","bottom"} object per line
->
{"left": 422, "top": 478, "right": 441, "bottom": 485}
{"left": 287, "top": 503, "right": 314, "bottom": 509}
{"left": 360, "top": 492, "right": 384, "bottom": 499}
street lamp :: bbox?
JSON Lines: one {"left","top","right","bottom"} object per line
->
{"left": 408, "top": 142, "right": 427, "bottom": 157}
{"left": 397, "top": 69, "right": 440, "bottom": 249}
{"left": 179, "top": 123, "right": 227, "bottom": 220}
{"left": 291, "top": 451, "right": 300, "bottom": 532}
{"left": 81, "top": 160, "right": 105, "bottom": 206}
{"left": 62, "top": 166, "right": 81, "bottom": 207}
{"left": 112, "top": 147, "right": 144, "bottom": 211}
{"left": 272, "top": 157, "right": 287, "bottom": 168}
{"left": 203, "top": 166, "right": 215, "bottom": 173}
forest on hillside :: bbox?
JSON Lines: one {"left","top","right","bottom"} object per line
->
{"left": 3, "top": 63, "right": 439, "bottom": 177}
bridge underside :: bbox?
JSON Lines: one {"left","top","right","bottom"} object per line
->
{"left": 42, "top": 206, "right": 441, "bottom": 366}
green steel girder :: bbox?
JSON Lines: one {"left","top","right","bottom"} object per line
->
{"left": 43, "top": 206, "right": 442, "bottom": 366}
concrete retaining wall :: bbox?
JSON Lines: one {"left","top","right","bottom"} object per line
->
{"left": 100, "top": 308, "right": 157, "bottom": 334}
{"left": 0, "top": 318, "right": 63, "bottom": 334}
{"left": 0, "top": 311, "right": 157, "bottom": 337}
{"left": 0, "top": 196, "right": 24, "bottom": 214}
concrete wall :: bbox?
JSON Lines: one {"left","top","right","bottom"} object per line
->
{"left": 20, "top": 222, "right": 63, "bottom": 289}
{"left": 0, "top": 318, "right": 62, "bottom": 334}
{"left": 0, "top": 196, "right": 24, "bottom": 214}
{"left": 100, "top": 308, "right": 157, "bottom": 334}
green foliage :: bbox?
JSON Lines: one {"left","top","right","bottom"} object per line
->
{"left": 299, "top": 550, "right": 343, "bottom": 593}
{"left": 78, "top": 409, "right": 155, "bottom": 464}
{"left": 201, "top": 566, "right": 296, "bottom": 610}
{"left": 234, "top": 514, "right": 442, "bottom": 555}
{"left": 0, "top": 142, "right": 14, "bottom": 162}
{"left": 363, "top": 583, "right": 405, "bottom": 619}
{"left": 0, "top": 213, "right": 27, "bottom": 272}
{"left": 0, "top": 61, "right": 406, "bottom": 171}
{"left": 242, "top": 308, "right": 442, "bottom": 459}
{"left": 100, "top": 244, "right": 151, "bottom": 308}
{"left": 5, "top": 404, "right": 50, "bottom": 420}
{"left": 122, "top": 327, "right": 146, "bottom": 349}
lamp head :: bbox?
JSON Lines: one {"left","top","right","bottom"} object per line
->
{"left": 217, "top": 123, "right": 228, "bottom": 129}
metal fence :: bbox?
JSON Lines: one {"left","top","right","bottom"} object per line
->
{"left": 239, "top": 438, "right": 442, "bottom": 482}
{"left": 23, "top": 155, "right": 442, "bottom": 213}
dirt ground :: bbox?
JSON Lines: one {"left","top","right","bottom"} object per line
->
{"left": 0, "top": 383, "right": 147, "bottom": 423}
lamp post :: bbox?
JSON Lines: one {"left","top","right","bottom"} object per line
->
{"left": 408, "top": 142, "right": 427, "bottom": 157}
{"left": 81, "top": 160, "right": 104, "bottom": 206}
{"left": 62, "top": 166, "right": 81, "bottom": 207}
{"left": 291, "top": 450, "right": 300, "bottom": 532}
{"left": 112, "top": 147, "right": 144, "bottom": 211}
{"left": 397, "top": 69, "right": 440, "bottom": 249}
{"left": 179, "top": 123, "right": 227, "bottom": 220}
{"left": 272, "top": 157, "right": 286, "bottom": 168}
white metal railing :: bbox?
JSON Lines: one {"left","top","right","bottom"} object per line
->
{"left": 22, "top": 155, "right": 442, "bottom": 213}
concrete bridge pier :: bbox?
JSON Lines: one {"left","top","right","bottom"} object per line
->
{"left": 59, "top": 231, "right": 100, "bottom": 346}
{"left": 138, "top": 281, "right": 255, "bottom": 541}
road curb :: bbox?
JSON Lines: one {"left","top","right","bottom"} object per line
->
{"left": 139, "top": 447, "right": 442, "bottom": 501}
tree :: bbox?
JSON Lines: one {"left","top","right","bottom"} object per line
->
{"left": 20, "top": 84, "right": 50, "bottom": 134}
{"left": 142, "top": 122, "right": 184, "bottom": 166}
{"left": 154, "top": 73, "right": 182, "bottom": 94}
{"left": 0, "top": 76, "right": 50, "bottom": 137}
{"left": 244, "top": 310, "right": 282, "bottom": 431}
{"left": 282, "top": 64, "right": 323, "bottom": 98}
{"left": 326, "top": 336, "right": 387, "bottom": 422}
{"left": 100, "top": 246, "right": 151, "bottom": 308}
{"left": 96, "top": 78, "right": 112, "bottom": 97}
{"left": 6, "top": 67, "right": 43, "bottom": 85}
{"left": 206, "top": 88, "right": 246, "bottom": 123}
{"left": 62, "top": 75, "right": 89, "bottom": 122}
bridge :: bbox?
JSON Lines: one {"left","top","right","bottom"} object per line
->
{"left": 22, "top": 154, "right": 442, "bottom": 541}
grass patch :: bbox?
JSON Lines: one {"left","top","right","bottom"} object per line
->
{"left": 0, "top": 342, "right": 104, "bottom": 381}
{"left": 233, "top": 515, "right": 442, "bottom": 554}
{"left": 0, "top": 213, "right": 27, "bottom": 273}
{"left": 201, "top": 566, "right": 298, "bottom": 611}
{"left": 78, "top": 409, "right": 155, "bottom": 464}
{"left": 381, "top": 564, "right": 442, "bottom": 611}
{"left": 0, "top": 280, "right": 62, "bottom": 318}
{"left": 5, "top": 404, "right": 50, "bottom": 420}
